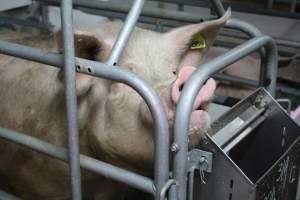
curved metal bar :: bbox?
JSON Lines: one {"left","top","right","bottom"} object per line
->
{"left": 106, "top": 0, "right": 145, "bottom": 66}
{"left": 225, "top": 18, "right": 268, "bottom": 87}
{"left": 76, "top": 59, "right": 170, "bottom": 199}
{"left": 0, "top": 41, "right": 170, "bottom": 199}
{"left": 173, "top": 35, "right": 278, "bottom": 200}
{"left": 209, "top": 0, "right": 269, "bottom": 90}
{"left": 159, "top": 179, "right": 177, "bottom": 200}
{"left": 0, "top": 127, "right": 155, "bottom": 194}
{"left": 210, "top": 0, "right": 226, "bottom": 16}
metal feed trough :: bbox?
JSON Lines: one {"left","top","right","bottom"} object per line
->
{"left": 193, "top": 88, "right": 300, "bottom": 200}
{"left": 0, "top": 0, "right": 299, "bottom": 199}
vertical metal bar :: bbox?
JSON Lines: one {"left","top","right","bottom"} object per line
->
{"left": 172, "top": 36, "right": 277, "bottom": 200}
{"left": 209, "top": 0, "right": 269, "bottom": 91}
{"left": 60, "top": 0, "right": 82, "bottom": 199}
{"left": 0, "top": 39, "right": 170, "bottom": 199}
{"left": 210, "top": 0, "right": 226, "bottom": 16}
{"left": 106, "top": 0, "right": 145, "bottom": 66}
{"left": 178, "top": 4, "right": 184, "bottom": 11}
{"left": 188, "top": 168, "right": 196, "bottom": 200}
{"left": 225, "top": 18, "right": 269, "bottom": 89}
{"left": 291, "top": 0, "right": 297, "bottom": 12}
{"left": 268, "top": 0, "right": 274, "bottom": 9}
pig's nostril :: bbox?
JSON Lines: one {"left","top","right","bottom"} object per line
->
{"left": 179, "top": 84, "right": 184, "bottom": 91}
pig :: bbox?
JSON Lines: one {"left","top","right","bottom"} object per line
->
{"left": 0, "top": 11, "right": 230, "bottom": 200}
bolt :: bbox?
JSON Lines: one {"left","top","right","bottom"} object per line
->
{"left": 171, "top": 143, "right": 179, "bottom": 153}
{"left": 199, "top": 156, "right": 206, "bottom": 164}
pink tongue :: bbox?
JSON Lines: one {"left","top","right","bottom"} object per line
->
{"left": 171, "top": 66, "right": 216, "bottom": 110}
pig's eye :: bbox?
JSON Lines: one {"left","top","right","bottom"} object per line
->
{"left": 172, "top": 70, "right": 176, "bottom": 75}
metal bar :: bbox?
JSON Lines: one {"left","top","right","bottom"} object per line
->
{"left": 159, "top": 179, "right": 176, "bottom": 200}
{"left": 106, "top": 0, "right": 145, "bottom": 66}
{"left": 0, "top": 16, "right": 49, "bottom": 30}
{"left": 60, "top": 0, "right": 82, "bottom": 199}
{"left": 268, "top": 0, "right": 274, "bottom": 9}
{"left": 210, "top": 0, "right": 226, "bottom": 16}
{"left": 0, "top": 127, "right": 155, "bottom": 194}
{"left": 209, "top": 0, "right": 268, "bottom": 93}
{"left": 188, "top": 167, "right": 196, "bottom": 200}
{"left": 36, "top": 0, "right": 205, "bottom": 23}
{"left": 36, "top": 0, "right": 300, "bottom": 20}
{"left": 290, "top": 0, "right": 297, "bottom": 12}
{"left": 212, "top": 73, "right": 259, "bottom": 88}
{"left": 224, "top": 18, "right": 267, "bottom": 87}
{"left": 0, "top": 40, "right": 170, "bottom": 198}
{"left": 173, "top": 35, "right": 277, "bottom": 200}
{"left": 0, "top": 190, "right": 21, "bottom": 200}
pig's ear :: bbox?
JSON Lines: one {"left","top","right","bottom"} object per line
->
{"left": 164, "top": 10, "right": 230, "bottom": 68}
{"left": 55, "top": 30, "right": 109, "bottom": 61}
{"left": 55, "top": 31, "right": 109, "bottom": 95}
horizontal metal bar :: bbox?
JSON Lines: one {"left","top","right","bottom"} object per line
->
{"left": 0, "top": 40, "right": 170, "bottom": 195}
{"left": 106, "top": 0, "right": 144, "bottom": 66}
{"left": 149, "top": 0, "right": 300, "bottom": 19}
{"left": 0, "top": 126, "right": 155, "bottom": 194}
{"left": 0, "top": 16, "right": 49, "bottom": 30}
{"left": 173, "top": 35, "right": 277, "bottom": 200}
{"left": 36, "top": 0, "right": 204, "bottom": 23}
{"left": 213, "top": 73, "right": 259, "bottom": 88}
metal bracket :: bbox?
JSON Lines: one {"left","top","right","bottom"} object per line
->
{"left": 187, "top": 149, "right": 213, "bottom": 173}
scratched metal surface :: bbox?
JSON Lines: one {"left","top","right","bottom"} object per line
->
{"left": 256, "top": 138, "right": 300, "bottom": 200}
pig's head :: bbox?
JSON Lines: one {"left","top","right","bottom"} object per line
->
{"left": 57, "top": 11, "right": 230, "bottom": 173}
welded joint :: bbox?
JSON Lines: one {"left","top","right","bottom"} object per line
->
{"left": 187, "top": 149, "right": 213, "bottom": 173}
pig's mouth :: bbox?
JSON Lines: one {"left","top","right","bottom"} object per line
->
{"left": 187, "top": 78, "right": 216, "bottom": 135}
{"left": 171, "top": 67, "right": 216, "bottom": 136}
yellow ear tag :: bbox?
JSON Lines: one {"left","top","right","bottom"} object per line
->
{"left": 190, "top": 34, "right": 206, "bottom": 50}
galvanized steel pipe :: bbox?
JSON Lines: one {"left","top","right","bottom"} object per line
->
{"left": 173, "top": 35, "right": 277, "bottom": 200}
{"left": 0, "top": 40, "right": 170, "bottom": 198}
{"left": 106, "top": 0, "right": 145, "bottom": 66}
{"left": 0, "top": 127, "right": 155, "bottom": 194}
{"left": 61, "top": 0, "right": 82, "bottom": 199}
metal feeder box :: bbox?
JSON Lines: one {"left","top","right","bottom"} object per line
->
{"left": 191, "top": 88, "right": 300, "bottom": 200}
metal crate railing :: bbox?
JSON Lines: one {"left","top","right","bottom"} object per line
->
{"left": 0, "top": 0, "right": 278, "bottom": 199}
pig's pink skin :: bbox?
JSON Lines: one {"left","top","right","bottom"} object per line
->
{"left": 291, "top": 106, "right": 300, "bottom": 119}
{"left": 171, "top": 66, "right": 216, "bottom": 110}
{"left": 0, "top": 11, "right": 230, "bottom": 200}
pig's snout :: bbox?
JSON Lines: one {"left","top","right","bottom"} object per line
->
{"left": 140, "top": 66, "right": 216, "bottom": 135}
{"left": 171, "top": 66, "right": 216, "bottom": 111}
